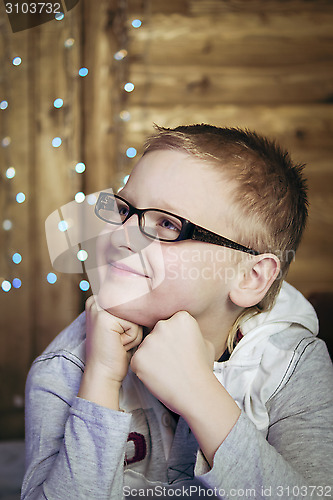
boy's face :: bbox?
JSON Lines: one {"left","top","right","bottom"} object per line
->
{"left": 96, "top": 149, "right": 242, "bottom": 333}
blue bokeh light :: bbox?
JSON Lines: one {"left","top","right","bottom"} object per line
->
{"left": 12, "top": 278, "right": 22, "bottom": 289}
{"left": 47, "top": 272, "right": 57, "bottom": 284}
{"left": 12, "top": 252, "right": 22, "bottom": 264}
{"left": 79, "top": 67, "right": 89, "bottom": 77}
{"left": 79, "top": 280, "right": 90, "bottom": 291}
{"left": 1, "top": 280, "right": 11, "bottom": 292}
{"left": 124, "top": 82, "right": 135, "bottom": 92}
{"left": 54, "top": 98, "right": 64, "bottom": 108}
{"left": 77, "top": 250, "right": 88, "bottom": 262}
{"left": 132, "top": 19, "right": 142, "bottom": 28}
{"left": 75, "top": 162, "right": 86, "bottom": 173}
{"left": 52, "top": 137, "right": 62, "bottom": 148}
{"left": 6, "top": 167, "right": 15, "bottom": 179}
{"left": 16, "top": 192, "right": 26, "bottom": 204}
{"left": 126, "top": 147, "right": 137, "bottom": 158}
{"left": 58, "top": 220, "right": 68, "bottom": 232}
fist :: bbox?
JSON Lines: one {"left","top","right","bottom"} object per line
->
{"left": 130, "top": 311, "right": 215, "bottom": 415}
{"left": 85, "top": 295, "right": 143, "bottom": 384}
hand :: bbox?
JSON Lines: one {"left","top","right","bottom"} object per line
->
{"left": 85, "top": 295, "right": 143, "bottom": 383}
{"left": 131, "top": 310, "right": 240, "bottom": 466}
{"left": 78, "top": 296, "right": 142, "bottom": 409}
{"left": 130, "top": 310, "right": 215, "bottom": 416}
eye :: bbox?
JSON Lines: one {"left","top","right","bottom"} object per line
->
{"left": 159, "top": 218, "right": 181, "bottom": 232}
{"left": 115, "top": 201, "right": 130, "bottom": 218}
{"left": 142, "top": 211, "right": 182, "bottom": 240}
{"left": 119, "top": 206, "right": 129, "bottom": 216}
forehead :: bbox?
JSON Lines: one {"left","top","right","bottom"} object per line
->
{"left": 121, "top": 149, "right": 235, "bottom": 231}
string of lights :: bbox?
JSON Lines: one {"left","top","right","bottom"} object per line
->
{"left": 0, "top": 5, "right": 143, "bottom": 295}
{"left": 0, "top": 16, "right": 23, "bottom": 293}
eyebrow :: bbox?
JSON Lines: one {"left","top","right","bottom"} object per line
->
{"left": 120, "top": 192, "right": 190, "bottom": 220}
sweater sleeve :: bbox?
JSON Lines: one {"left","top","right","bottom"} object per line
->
{"left": 198, "top": 339, "right": 333, "bottom": 500}
{"left": 22, "top": 353, "right": 132, "bottom": 500}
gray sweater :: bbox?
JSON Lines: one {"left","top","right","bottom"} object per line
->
{"left": 22, "top": 288, "right": 333, "bottom": 500}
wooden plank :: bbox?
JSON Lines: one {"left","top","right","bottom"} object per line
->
{"left": 30, "top": 8, "right": 83, "bottom": 353}
{"left": 128, "top": 11, "right": 333, "bottom": 67}
{"left": 127, "top": 62, "right": 333, "bottom": 106}
{"left": 128, "top": 0, "right": 333, "bottom": 16}
{"left": 0, "top": 19, "right": 31, "bottom": 438}
{"left": 123, "top": 104, "right": 333, "bottom": 155}
{"left": 82, "top": 0, "right": 130, "bottom": 192}
{"left": 188, "top": 0, "right": 333, "bottom": 16}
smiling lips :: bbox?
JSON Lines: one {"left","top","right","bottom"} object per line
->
{"left": 108, "top": 260, "right": 151, "bottom": 279}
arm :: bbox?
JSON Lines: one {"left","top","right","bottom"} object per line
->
{"left": 130, "top": 311, "right": 241, "bottom": 465}
{"left": 77, "top": 296, "right": 142, "bottom": 410}
{"left": 200, "top": 339, "right": 333, "bottom": 499}
{"left": 23, "top": 298, "right": 142, "bottom": 500}
{"left": 22, "top": 355, "right": 132, "bottom": 500}
{"left": 131, "top": 313, "right": 333, "bottom": 499}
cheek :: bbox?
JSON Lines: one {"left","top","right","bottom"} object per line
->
{"left": 161, "top": 246, "right": 238, "bottom": 304}
{"left": 162, "top": 246, "right": 222, "bottom": 283}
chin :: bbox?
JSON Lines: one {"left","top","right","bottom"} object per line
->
{"left": 97, "top": 292, "right": 156, "bottom": 328}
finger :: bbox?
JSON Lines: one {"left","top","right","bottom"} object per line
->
{"left": 85, "top": 294, "right": 97, "bottom": 311}
{"left": 120, "top": 326, "right": 143, "bottom": 348}
{"left": 123, "top": 334, "right": 143, "bottom": 352}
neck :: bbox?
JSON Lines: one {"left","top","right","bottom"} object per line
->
{"left": 195, "top": 302, "right": 243, "bottom": 360}
{"left": 141, "top": 303, "right": 243, "bottom": 361}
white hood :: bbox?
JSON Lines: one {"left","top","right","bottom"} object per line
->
{"left": 213, "top": 281, "right": 319, "bottom": 432}
{"left": 241, "top": 280, "right": 318, "bottom": 338}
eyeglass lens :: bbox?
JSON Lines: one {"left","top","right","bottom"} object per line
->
{"left": 97, "top": 195, "right": 183, "bottom": 241}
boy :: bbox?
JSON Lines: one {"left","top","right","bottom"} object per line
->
{"left": 22, "top": 125, "right": 333, "bottom": 499}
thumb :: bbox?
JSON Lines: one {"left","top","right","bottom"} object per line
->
{"left": 121, "top": 324, "right": 143, "bottom": 350}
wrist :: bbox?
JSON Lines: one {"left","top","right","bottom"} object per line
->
{"left": 181, "top": 372, "right": 241, "bottom": 466}
{"left": 78, "top": 363, "right": 122, "bottom": 410}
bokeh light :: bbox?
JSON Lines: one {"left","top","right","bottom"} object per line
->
{"left": 47, "top": 273, "right": 57, "bottom": 284}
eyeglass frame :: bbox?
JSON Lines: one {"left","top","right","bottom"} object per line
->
{"left": 95, "top": 192, "right": 260, "bottom": 256}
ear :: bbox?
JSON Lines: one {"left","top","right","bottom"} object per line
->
{"left": 229, "top": 254, "right": 281, "bottom": 308}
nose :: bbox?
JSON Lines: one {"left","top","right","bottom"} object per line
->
{"left": 122, "top": 214, "right": 140, "bottom": 244}
{"left": 110, "top": 214, "right": 151, "bottom": 253}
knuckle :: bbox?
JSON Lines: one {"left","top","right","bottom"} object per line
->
{"left": 153, "top": 319, "right": 166, "bottom": 332}
{"left": 131, "top": 348, "right": 141, "bottom": 371}
{"left": 142, "top": 332, "right": 153, "bottom": 346}
{"left": 136, "top": 326, "right": 143, "bottom": 343}
{"left": 175, "top": 310, "right": 192, "bottom": 323}
{"left": 85, "top": 295, "right": 94, "bottom": 310}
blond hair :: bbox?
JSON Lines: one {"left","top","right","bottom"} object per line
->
{"left": 144, "top": 124, "right": 308, "bottom": 351}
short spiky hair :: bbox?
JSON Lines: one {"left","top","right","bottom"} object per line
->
{"left": 144, "top": 124, "right": 308, "bottom": 312}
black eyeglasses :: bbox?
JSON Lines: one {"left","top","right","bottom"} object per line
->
{"left": 95, "top": 192, "right": 259, "bottom": 255}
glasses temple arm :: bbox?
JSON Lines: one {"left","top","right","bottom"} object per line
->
{"left": 191, "top": 226, "right": 259, "bottom": 255}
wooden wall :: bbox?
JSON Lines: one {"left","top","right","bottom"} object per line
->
{"left": 0, "top": 0, "right": 332, "bottom": 438}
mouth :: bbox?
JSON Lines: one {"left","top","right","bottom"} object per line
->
{"left": 107, "top": 259, "right": 151, "bottom": 279}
